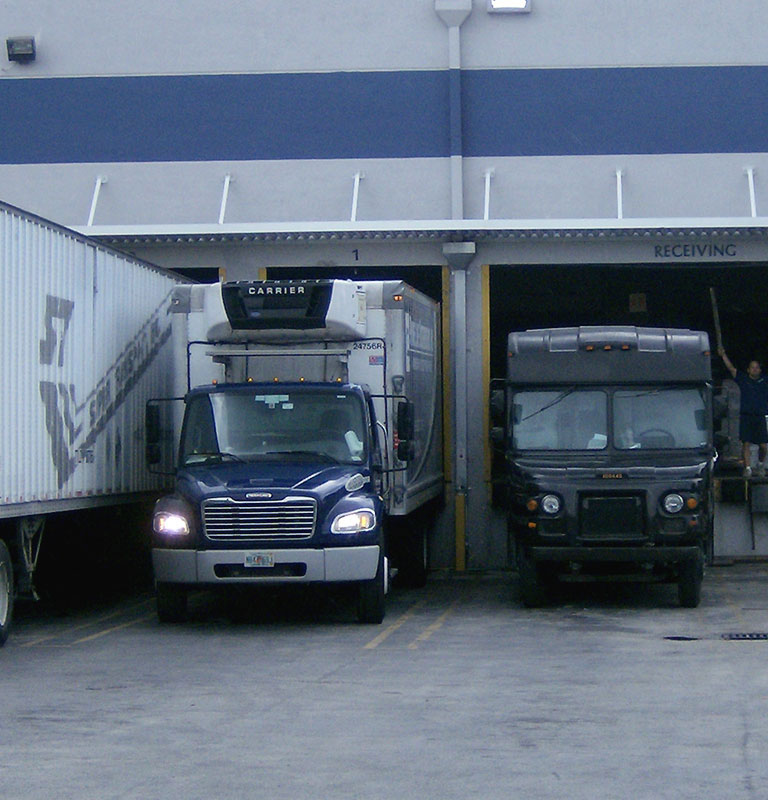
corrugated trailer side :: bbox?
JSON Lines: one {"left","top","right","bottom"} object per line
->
{"left": 0, "top": 201, "right": 186, "bottom": 641}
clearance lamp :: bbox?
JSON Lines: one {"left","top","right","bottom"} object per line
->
{"left": 488, "top": 0, "right": 532, "bottom": 12}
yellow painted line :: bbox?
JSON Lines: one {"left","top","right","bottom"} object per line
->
{"left": 73, "top": 612, "right": 156, "bottom": 644}
{"left": 363, "top": 600, "right": 425, "bottom": 650}
{"left": 407, "top": 599, "right": 460, "bottom": 650}
{"left": 21, "top": 597, "right": 154, "bottom": 647}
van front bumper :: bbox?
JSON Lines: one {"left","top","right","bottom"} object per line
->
{"left": 153, "top": 545, "right": 380, "bottom": 585}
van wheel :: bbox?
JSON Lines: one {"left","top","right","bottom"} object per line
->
{"left": 0, "top": 540, "right": 14, "bottom": 646}
{"left": 678, "top": 551, "right": 704, "bottom": 608}
{"left": 156, "top": 583, "right": 188, "bottom": 623}
{"left": 517, "top": 547, "right": 547, "bottom": 608}
{"left": 357, "top": 553, "right": 386, "bottom": 624}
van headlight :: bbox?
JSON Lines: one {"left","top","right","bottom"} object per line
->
{"left": 541, "top": 494, "right": 561, "bottom": 515}
{"left": 331, "top": 509, "right": 376, "bottom": 534}
{"left": 153, "top": 512, "right": 190, "bottom": 536}
{"left": 663, "top": 493, "right": 685, "bottom": 514}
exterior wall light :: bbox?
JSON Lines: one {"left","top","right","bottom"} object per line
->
{"left": 6, "top": 36, "right": 36, "bottom": 63}
{"left": 488, "top": 0, "right": 532, "bottom": 12}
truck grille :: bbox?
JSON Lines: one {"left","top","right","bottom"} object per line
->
{"left": 203, "top": 497, "right": 317, "bottom": 541}
{"left": 579, "top": 494, "right": 645, "bottom": 541}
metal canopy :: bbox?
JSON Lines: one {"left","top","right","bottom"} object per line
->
{"left": 76, "top": 217, "right": 768, "bottom": 249}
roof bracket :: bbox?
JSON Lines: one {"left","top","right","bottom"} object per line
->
{"left": 86, "top": 175, "right": 107, "bottom": 227}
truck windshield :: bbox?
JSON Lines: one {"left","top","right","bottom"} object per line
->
{"left": 613, "top": 388, "right": 707, "bottom": 450}
{"left": 181, "top": 389, "right": 367, "bottom": 465}
{"left": 511, "top": 387, "right": 708, "bottom": 451}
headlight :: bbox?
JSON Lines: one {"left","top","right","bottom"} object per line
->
{"left": 153, "top": 512, "right": 190, "bottom": 536}
{"left": 663, "top": 493, "right": 685, "bottom": 514}
{"left": 331, "top": 509, "right": 376, "bottom": 534}
{"left": 541, "top": 494, "right": 561, "bottom": 515}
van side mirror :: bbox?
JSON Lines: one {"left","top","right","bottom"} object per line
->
{"left": 712, "top": 394, "right": 728, "bottom": 422}
{"left": 490, "top": 389, "right": 505, "bottom": 426}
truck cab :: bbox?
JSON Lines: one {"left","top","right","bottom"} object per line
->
{"left": 494, "top": 326, "right": 716, "bottom": 607}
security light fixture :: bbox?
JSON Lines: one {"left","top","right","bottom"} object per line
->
{"left": 488, "top": 0, "right": 532, "bottom": 12}
{"left": 6, "top": 36, "right": 35, "bottom": 63}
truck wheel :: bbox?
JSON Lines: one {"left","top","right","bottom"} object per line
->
{"left": 156, "top": 583, "right": 188, "bottom": 623}
{"left": 678, "top": 551, "right": 704, "bottom": 608}
{"left": 397, "top": 529, "right": 428, "bottom": 589}
{"left": 0, "top": 540, "right": 14, "bottom": 646}
{"left": 517, "top": 548, "right": 547, "bottom": 608}
{"left": 357, "top": 553, "right": 387, "bottom": 624}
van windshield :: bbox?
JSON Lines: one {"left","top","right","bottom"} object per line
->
{"left": 181, "top": 389, "right": 367, "bottom": 465}
{"left": 511, "top": 387, "right": 708, "bottom": 451}
{"left": 613, "top": 388, "right": 707, "bottom": 450}
{"left": 512, "top": 390, "right": 608, "bottom": 451}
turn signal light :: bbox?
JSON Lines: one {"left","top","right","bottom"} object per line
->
{"left": 526, "top": 499, "right": 538, "bottom": 512}
{"left": 686, "top": 497, "right": 699, "bottom": 510}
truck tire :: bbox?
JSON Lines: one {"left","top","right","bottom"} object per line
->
{"left": 357, "top": 552, "right": 386, "bottom": 624}
{"left": 678, "top": 551, "right": 704, "bottom": 608}
{"left": 396, "top": 529, "right": 428, "bottom": 589}
{"left": 517, "top": 547, "right": 547, "bottom": 608}
{"left": 0, "top": 539, "right": 14, "bottom": 646}
{"left": 156, "top": 583, "right": 188, "bottom": 623}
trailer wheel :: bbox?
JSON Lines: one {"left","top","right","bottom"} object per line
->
{"left": 0, "top": 539, "right": 14, "bottom": 646}
{"left": 678, "top": 551, "right": 704, "bottom": 608}
{"left": 357, "top": 553, "right": 387, "bottom": 624}
{"left": 156, "top": 583, "right": 188, "bottom": 623}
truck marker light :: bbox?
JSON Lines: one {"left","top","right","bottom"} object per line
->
{"left": 527, "top": 521, "right": 537, "bottom": 530}
{"left": 393, "top": 294, "right": 403, "bottom": 302}
{"left": 585, "top": 345, "right": 595, "bottom": 351}
{"left": 604, "top": 345, "right": 612, "bottom": 351}
{"left": 621, "top": 345, "right": 630, "bottom": 350}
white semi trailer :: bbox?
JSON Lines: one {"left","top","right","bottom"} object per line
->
{"left": 146, "top": 279, "right": 443, "bottom": 623}
{"left": 0, "top": 201, "right": 185, "bottom": 645}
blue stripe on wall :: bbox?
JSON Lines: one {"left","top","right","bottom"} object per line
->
{"left": 463, "top": 66, "right": 768, "bottom": 157}
{"left": 0, "top": 72, "right": 451, "bottom": 163}
{"left": 1, "top": 66, "right": 768, "bottom": 164}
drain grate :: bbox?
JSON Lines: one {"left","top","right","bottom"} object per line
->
{"left": 721, "top": 632, "right": 768, "bottom": 641}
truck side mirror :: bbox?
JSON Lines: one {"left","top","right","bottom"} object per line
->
{"left": 397, "top": 440, "right": 416, "bottom": 462}
{"left": 397, "top": 400, "right": 415, "bottom": 441}
{"left": 145, "top": 404, "right": 161, "bottom": 465}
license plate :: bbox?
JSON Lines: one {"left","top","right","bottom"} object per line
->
{"left": 244, "top": 552, "right": 275, "bottom": 568}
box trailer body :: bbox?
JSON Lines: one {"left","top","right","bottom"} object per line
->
{"left": 0, "top": 201, "right": 184, "bottom": 644}
{"left": 494, "top": 326, "right": 715, "bottom": 608}
{"left": 148, "top": 279, "right": 442, "bottom": 623}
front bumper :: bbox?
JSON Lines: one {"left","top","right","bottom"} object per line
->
{"left": 528, "top": 545, "right": 702, "bottom": 563}
{"left": 153, "top": 545, "right": 380, "bottom": 585}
